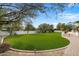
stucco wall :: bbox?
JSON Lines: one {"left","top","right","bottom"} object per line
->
{"left": 15, "top": 31, "right": 36, "bottom": 34}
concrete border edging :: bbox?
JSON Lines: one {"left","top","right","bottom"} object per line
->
{"left": 10, "top": 46, "right": 69, "bottom": 53}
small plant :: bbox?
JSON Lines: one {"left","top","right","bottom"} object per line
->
{"left": 0, "top": 43, "right": 10, "bottom": 53}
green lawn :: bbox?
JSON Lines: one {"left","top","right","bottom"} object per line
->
{"left": 4, "top": 32, "right": 70, "bottom": 50}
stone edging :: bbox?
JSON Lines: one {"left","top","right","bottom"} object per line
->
{"left": 10, "top": 45, "right": 69, "bottom": 53}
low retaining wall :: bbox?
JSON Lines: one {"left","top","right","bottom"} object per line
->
{"left": 0, "top": 47, "right": 67, "bottom": 56}
{"left": 0, "top": 31, "right": 36, "bottom": 36}
{"left": 15, "top": 31, "right": 36, "bottom": 34}
{"left": 9, "top": 46, "right": 68, "bottom": 56}
{"left": 1, "top": 39, "right": 69, "bottom": 55}
{"left": 10, "top": 46, "right": 68, "bottom": 53}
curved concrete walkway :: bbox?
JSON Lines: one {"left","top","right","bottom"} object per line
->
{"left": 63, "top": 34, "right": 79, "bottom": 56}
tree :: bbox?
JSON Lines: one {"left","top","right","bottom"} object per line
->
{"left": 57, "top": 23, "right": 65, "bottom": 31}
{"left": 65, "top": 24, "right": 73, "bottom": 31}
{"left": 57, "top": 23, "right": 66, "bottom": 31}
{"left": 0, "top": 9, "right": 8, "bottom": 30}
{"left": 57, "top": 23, "right": 73, "bottom": 32}
{"left": 0, "top": 3, "right": 77, "bottom": 35}
{"left": 57, "top": 23, "right": 62, "bottom": 30}
{"left": 75, "top": 21, "right": 79, "bottom": 23}
{"left": 6, "top": 21, "right": 22, "bottom": 35}
{"left": 0, "top": 3, "right": 75, "bottom": 23}
{"left": 49, "top": 25, "right": 54, "bottom": 32}
{"left": 37, "top": 23, "right": 54, "bottom": 33}
{"left": 0, "top": 3, "right": 46, "bottom": 35}
{"left": 38, "top": 23, "right": 49, "bottom": 33}
{"left": 25, "top": 23, "right": 35, "bottom": 34}
{"left": 0, "top": 4, "right": 46, "bottom": 21}
{"left": 50, "top": 4, "right": 69, "bottom": 20}
{"left": 74, "top": 21, "right": 79, "bottom": 35}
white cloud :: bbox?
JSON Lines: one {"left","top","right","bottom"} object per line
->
{"left": 58, "top": 12, "right": 79, "bottom": 22}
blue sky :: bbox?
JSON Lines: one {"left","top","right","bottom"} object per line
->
{"left": 32, "top": 4, "right": 79, "bottom": 28}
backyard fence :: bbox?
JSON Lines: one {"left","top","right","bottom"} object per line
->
{"left": 15, "top": 31, "right": 36, "bottom": 34}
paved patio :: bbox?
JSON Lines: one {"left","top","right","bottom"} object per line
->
{"left": 63, "top": 34, "right": 79, "bottom": 56}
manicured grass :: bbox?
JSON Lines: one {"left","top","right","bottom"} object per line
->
{"left": 4, "top": 32, "right": 70, "bottom": 50}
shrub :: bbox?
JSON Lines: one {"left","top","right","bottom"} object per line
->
{"left": 0, "top": 43, "right": 10, "bottom": 53}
